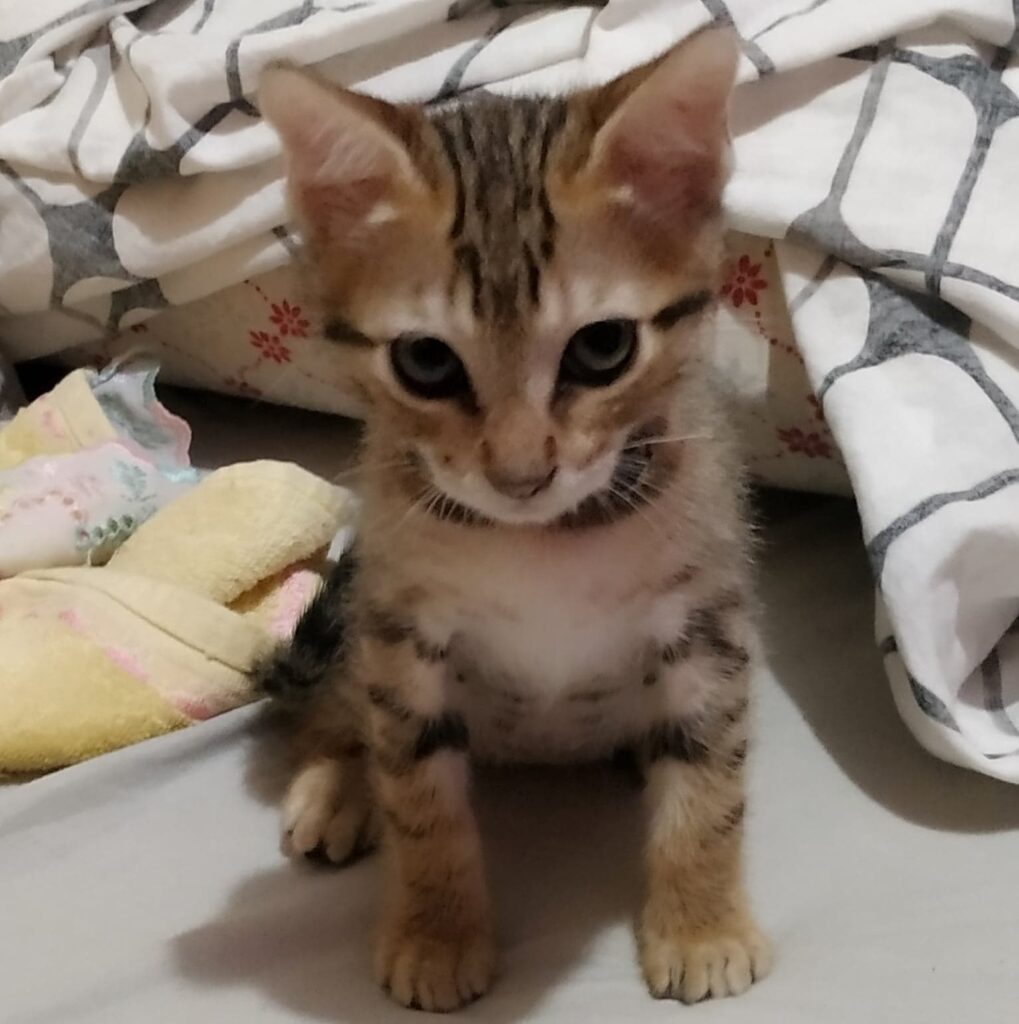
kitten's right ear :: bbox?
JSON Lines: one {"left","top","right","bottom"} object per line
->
{"left": 259, "top": 65, "right": 431, "bottom": 249}
{"left": 569, "top": 29, "right": 739, "bottom": 228}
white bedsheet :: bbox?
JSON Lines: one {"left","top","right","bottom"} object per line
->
{"left": 3, "top": 498, "right": 1018, "bottom": 1023}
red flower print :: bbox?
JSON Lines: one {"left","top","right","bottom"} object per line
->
{"left": 777, "top": 427, "right": 831, "bottom": 459}
{"left": 268, "top": 299, "right": 310, "bottom": 338}
{"left": 223, "top": 376, "right": 264, "bottom": 399}
{"left": 721, "top": 254, "right": 769, "bottom": 308}
{"left": 249, "top": 330, "right": 291, "bottom": 364}
{"left": 807, "top": 394, "right": 826, "bottom": 423}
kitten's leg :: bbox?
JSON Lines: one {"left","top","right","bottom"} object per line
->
{"left": 282, "top": 700, "right": 377, "bottom": 865}
{"left": 283, "top": 751, "right": 377, "bottom": 864}
{"left": 361, "top": 622, "right": 494, "bottom": 1013}
{"left": 639, "top": 600, "right": 771, "bottom": 1003}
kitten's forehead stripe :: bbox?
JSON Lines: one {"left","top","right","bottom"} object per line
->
{"left": 537, "top": 100, "right": 567, "bottom": 183}
{"left": 433, "top": 121, "right": 466, "bottom": 240}
{"left": 454, "top": 242, "right": 484, "bottom": 318}
{"left": 650, "top": 289, "right": 714, "bottom": 331}
{"left": 458, "top": 105, "right": 477, "bottom": 158}
{"left": 429, "top": 95, "right": 568, "bottom": 332}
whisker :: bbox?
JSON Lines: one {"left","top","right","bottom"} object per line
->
{"left": 607, "top": 484, "right": 673, "bottom": 544}
{"left": 628, "top": 473, "right": 675, "bottom": 509}
{"left": 632, "top": 495, "right": 677, "bottom": 538}
{"left": 616, "top": 471, "right": 680, "bottom": 537}
{"left": 331, "top": 464, "right": 361, "bottom": 483}
{"left": 622, "top": 431, "right": 713, "bottom": 451}
{"left": 439, "top": 493, "right": 455, "bottom": 525}
{"left": 371, "top": 483, "right": 435, "bottom": 541}
{"left": 424, "top": 489, "right": 445, "bottom": 524}
{"left": 630, "top": 477, "right": 669, "bottom": 501}
{"left": 332, "top": 456, "right": 412, "bottom": 484}
{"left": 331, "top": 462, "right": 370, "bottom": 485}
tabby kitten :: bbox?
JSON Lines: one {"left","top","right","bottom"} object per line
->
{"left": 257, "top": 27, "right": 770, "bottom": 1012}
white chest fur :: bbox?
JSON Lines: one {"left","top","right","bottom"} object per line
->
{"left": 419, "top": 520, "right": 700, "bottom": 762}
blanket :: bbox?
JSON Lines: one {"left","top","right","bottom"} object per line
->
{"left": 0, "top": 364, "right": 354, "bottom": 773}
{"left": 2, "top": 0, "right": 1018, "bottom": 782}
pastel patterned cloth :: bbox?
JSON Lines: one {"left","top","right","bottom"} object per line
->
{"left": 0, "top": 361, "right": 356, "bottom": 773}
{"left": 0, "top": 459, "right": 353, "bottom": 774}
{"left": 0, "top": 359, "right": 197, "bottom": 577}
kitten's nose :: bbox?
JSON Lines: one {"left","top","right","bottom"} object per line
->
{"left": 484, "top": 466, "right": 558, "bottom": 500}
{"left": 480, "top": 405, "right": 558, "bottom": 500}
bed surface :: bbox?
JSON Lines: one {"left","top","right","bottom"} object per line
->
{"left": 2, "top": 394, "right": 1017, "bottom": 1023}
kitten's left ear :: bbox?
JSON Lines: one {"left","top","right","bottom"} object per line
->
{"left": 576, "top": 28, "right": 739, "bottom": 224}
{"left": 259, "top": 65, "right": 436, "bottom": 251}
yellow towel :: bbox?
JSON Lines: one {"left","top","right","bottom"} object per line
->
{"left": 0, "top": 459, "right": 353, "bottom": 774}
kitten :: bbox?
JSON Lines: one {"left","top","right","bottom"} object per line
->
{"left": 257, "top": 27, "right": 771, "bottom": 1012}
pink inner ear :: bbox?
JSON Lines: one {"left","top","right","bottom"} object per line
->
{"left": 298, "top": 174, "right": 388, "bottom": 229}
{"left": 262, "top": 70, "right": 410, "bottom": 239}
{"left": 606, "top": 119, "right": 724, "bottom": 223}
{"left": 591, "top": 30, "right": 736, "bottom": 225}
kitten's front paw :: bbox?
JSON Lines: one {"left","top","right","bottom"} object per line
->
{"left": 639, "top": 914, "right": 772, "bottom": 1004}
{"left": 282, "top": 758, "right": 377, "bottom": 865}
{"left": 375, "top": 919, "right": 495, "bottom": 1012}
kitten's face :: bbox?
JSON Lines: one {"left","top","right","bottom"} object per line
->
{"left": 260, "top": 30, "right": 737, "bottom": 526}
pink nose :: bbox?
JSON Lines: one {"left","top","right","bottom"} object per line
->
{"left": 484, "top": 466, "right": 558, "bottom": 500}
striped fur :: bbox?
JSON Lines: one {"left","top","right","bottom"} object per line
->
{"left": 258, "top": 27, "right": 769, "bottom": 1013}
{"left": 432, "top": 96, "right": 565, "bottom": 327}
{"left": 253, "top": 552, "right": 356, "bottom": 704}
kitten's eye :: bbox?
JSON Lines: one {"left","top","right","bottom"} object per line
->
{"left": 390, "top": 334, "right": 469, "bottom": 400}
{"left": 559, "top": 319, "right": 638, "bottom": 387}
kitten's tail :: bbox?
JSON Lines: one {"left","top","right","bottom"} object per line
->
{"left": 251, "top": 554, "right": 356, "bottom": 704}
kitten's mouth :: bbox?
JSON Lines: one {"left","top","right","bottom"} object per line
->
{"left": 407, "top": 420, "right": 667, "bottom": 530}
{"left": 556, "top": 430, "right": 657, "bottom": 531}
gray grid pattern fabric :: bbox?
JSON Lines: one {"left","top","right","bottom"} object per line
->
{"left": 1, "top": 0, "right": 1019, "bottom": 780}
{"left": 756, "top": 4, "right": 1019, "bottom": 779}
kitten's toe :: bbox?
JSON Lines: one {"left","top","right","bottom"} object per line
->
{"left": 319, "top": 801, "right": 376, "bottom": 863}
{"left": 640, "top": 917, "right": 771, "bottom": 1003}
{"left": 376, "top": 922, "right": 495, "bottom": 1012}
{"left": 281, "top": 757, "right": 374, "bottom": 865}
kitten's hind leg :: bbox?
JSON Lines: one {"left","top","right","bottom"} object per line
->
{"left": 283, "top": 750, "right": 378, "bottom": 866}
